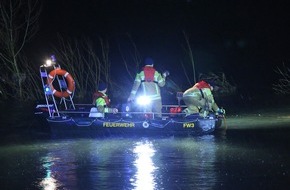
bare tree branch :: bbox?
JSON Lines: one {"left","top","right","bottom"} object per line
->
{"left": 0, "top": 0, "right": 41, "bottom": 99}
{"left": 273, "top": 63, "right": 290, "bottom": 94}
{"left": 182, "top": 31, "right": 196, "bottom": 84}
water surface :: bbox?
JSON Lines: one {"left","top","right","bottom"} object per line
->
{"left": 0, "top": 102, "right": 290, "bottom": 189}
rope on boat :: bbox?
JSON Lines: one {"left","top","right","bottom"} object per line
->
{"left": 72, "top": 118, "right": 97, "bottom": 127}
{"left": 47, "top": 117, "right": 73, "bottom": 123}
{"left": 150, "top": 120, "right": 172, "bottom": 128}
{"left": 173, "top": 119, "right": 198, "bottom": 124}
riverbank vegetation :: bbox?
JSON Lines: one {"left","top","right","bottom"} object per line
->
{"left": 273, "top": 63, "right": 290, "bottom": 95}
{"left": 3, "top": 0, "right": 289, "bottom": 107}
{"left": 0, "top": 0, "right": 42, "bottom": 101}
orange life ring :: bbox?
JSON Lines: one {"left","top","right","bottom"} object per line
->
{"left": 47, "top": 69, "right": 75, "bottom": 98}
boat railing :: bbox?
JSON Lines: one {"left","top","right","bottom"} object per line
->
{"left": 48, "top": 103, "right": 189, "bottom": 119}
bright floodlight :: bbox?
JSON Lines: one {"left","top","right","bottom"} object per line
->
{"left": 45, "top": 59, "right": 52, "bottom": 67}
{"left": 136, "top": 96, "right": 151, "bottom": 106}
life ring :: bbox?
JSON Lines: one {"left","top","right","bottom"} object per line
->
{"left": 47, "top": 68, "right": 75, "bottom": 98}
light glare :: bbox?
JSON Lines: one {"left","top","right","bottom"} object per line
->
{"left": 136, "top": 96, "right": 151, "bottom": 106}
{"left": 46, "top": 60, "right": 52, "bottom": 66}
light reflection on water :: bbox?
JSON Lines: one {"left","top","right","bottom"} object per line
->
{"left": 131, "top": 140, "right": 157, "bottom": 190}
{"left": 0, "top": 133, "right": 289, "bottom": 189}
{"left": 40, "top": 156, "right": 58, "bottom": 190}
{"left": 0, "top": 137, "right": 219, "bottom": 190}
{"left": 1, "top": 102, "right": 290, "bottom": 189}
{"left": 36, "top": 136, "right": 218, "bottom": 190}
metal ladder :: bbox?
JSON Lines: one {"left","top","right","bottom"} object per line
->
{"left": 39, "top": 63, "right": 75, "bottom": 117}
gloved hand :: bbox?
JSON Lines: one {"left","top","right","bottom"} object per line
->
{"left": 162, "top": 70, "right": 170, "bottom": 78}
{"left": 216, "top": 108, "right": 226, "bottom": 115}
{"left": 182, "top": 108, "right": 191, "bottom": 117}
{"left": 127, "top": 97, "right": 134, "bottom": 102}
{"left": 112, "top": 108, "right": 118, "bottom": 114}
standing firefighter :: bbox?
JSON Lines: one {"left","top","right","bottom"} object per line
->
{"left": 128, "top": 57, "right": 169, "bottom": 118}
{"left": 182, "top": 80, "right": 225, "bottom": 117}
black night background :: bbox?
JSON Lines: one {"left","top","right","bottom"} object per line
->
{"left": 1, "top": 0, "right": 290, "bottom": 189}
{"left": 27, "top": 0, "right": 290, "bottom": 106}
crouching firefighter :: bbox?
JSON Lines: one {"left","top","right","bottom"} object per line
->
{"left": 89, "top": 82, "right": 118, "bottom": 118}
{"left": 182, "top": 80, "right": 225, "bottom": 117}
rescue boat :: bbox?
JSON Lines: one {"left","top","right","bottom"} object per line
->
{"left": 35, "top": 103, "right": 223, "bottom": 137}
{"left": 35, "top": 56, "right": 224, "bottom": 137}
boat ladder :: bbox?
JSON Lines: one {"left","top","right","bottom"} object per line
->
{"left": 39, "top": 58, "right": 75, "bottom": 117}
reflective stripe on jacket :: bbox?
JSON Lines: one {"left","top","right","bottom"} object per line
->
{"left": 94, "top": 92, "right": 110, "bottom": 113}
{"left": 129, "top": 66, "right": 165, "bottom": 100}
{"left": 183, "top": 81, "right": 219, "bottom": 112}
{"left": 93, "top": 91, "right": 110, "bottom": 106}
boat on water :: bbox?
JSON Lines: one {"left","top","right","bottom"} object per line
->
{"left": 35, "top": 57, "right": 224, "bottom": 137}
{"left": 35, "top": 103, "right": 223, "bottom": 137}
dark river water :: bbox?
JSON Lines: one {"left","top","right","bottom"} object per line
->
{"left": 0, "top": 102, "right": 290, "bottom": 190}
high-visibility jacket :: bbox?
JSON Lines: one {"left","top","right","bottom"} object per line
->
{"left": 93, "top": 91, "right": 116, "bottom": 113}
{"left": 93, "top": 91, "right": 110, "bottom": 106}
{"left": 129, "top": 66, "right": 166, "bottom": 100}
{"left": 183, "top": 80, "right": 219, "bottom": 112}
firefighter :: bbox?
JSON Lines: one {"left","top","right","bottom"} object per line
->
{"left": 127, "top": 57, "right": 169, "bottom": 118}
{"left": 92, "top": 82, "right": 118, "bottom": 117}
{"left": 182, "top": 80, "right": 225, "bottom": 117}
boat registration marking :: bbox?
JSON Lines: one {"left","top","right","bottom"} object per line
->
{"left": 183, "top": 123, "right": 195, "bottom": 128}
{"left": 103, "top": 122, "right": 135, "bottom": 128}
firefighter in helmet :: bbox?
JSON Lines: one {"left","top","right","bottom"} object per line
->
{"left": 182, "top": 80, "right": 225, "bottom": 117}
{"left": 92, "top": 82, "right": 118, "bottom": 116}
{"left": 127, "top": 57, "right": 169, "bottom": 118}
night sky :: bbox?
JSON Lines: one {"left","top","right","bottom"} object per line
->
{"left": 31, "top": 0, "right": 290, "bottom": 97}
